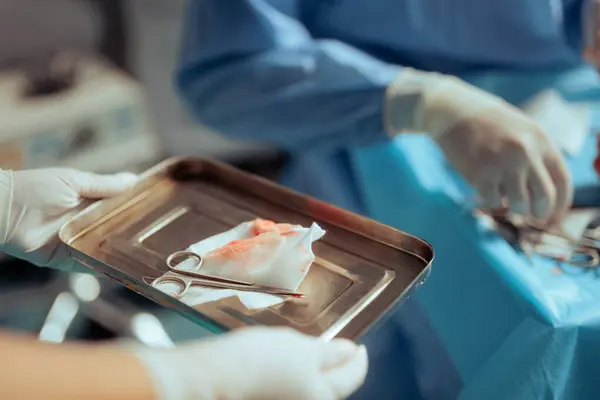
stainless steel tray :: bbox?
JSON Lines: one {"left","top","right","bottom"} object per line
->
{"left": 59, "top": 157, "right": 433, "bottom": 340}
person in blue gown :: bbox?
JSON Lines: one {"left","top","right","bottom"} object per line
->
{"left": 175, "top": 1, "right": 596, "bottom": 398}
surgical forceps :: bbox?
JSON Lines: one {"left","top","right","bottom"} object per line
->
{"left": 148, "top": 251, "right": 305, "bottom": 298}
{"left": 478, "top": 209, "right": 600, "bottom": 268}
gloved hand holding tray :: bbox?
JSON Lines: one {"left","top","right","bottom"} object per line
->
{"left": 59, "top": 157, "right": 433, "bottom": 340}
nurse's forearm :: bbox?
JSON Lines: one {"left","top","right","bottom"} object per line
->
{"left": 0, "top": 331, "right": 154, "bottom": 399}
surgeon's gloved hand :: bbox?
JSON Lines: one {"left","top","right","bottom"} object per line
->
{"left": 385, "top": 68, "right": 572, "bottom": 222}
{"left": 132, "top": 327, "right": 368, "bottom": 400}
{"left": 0, "top": 168, "right": 137, "bottom": 272}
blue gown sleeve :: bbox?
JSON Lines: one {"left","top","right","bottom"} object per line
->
{"left": 176, "top": 0, "right": 401, "bottom": 152}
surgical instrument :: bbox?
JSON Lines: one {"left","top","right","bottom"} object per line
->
{"left": 147, "top": 250, "right": 305, "bottom": 298}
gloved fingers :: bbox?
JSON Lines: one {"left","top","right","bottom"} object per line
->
{"left": 321, "top": 345, "right": 368, "bottom": 400}
{"left": 544, "top": 155, "right": 573, "bottom": 225}
{"left": 65, "top": 171, "right": 138, "bottom": 199}
{"left": 476, "top": 180, "right": 502, "bottom": 210}
{"left": 527, "top": 163, "right": 556, "bottom": 221}
{"left": 319, "top": 339, "right": 361, "bottom": 370}
{"left": 503, "top": 173, "right": 530, "bottom": 216}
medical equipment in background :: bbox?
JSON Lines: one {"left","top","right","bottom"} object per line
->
{"left": 125, "top": 0, "right": 277, "bottom": 161}
{"left": 0, "top": 54, "right": 160, "bottom": 173}
{"left": 39, "top": 273, "right": 175, "bottom": 347}
{"left": 0, "top": 265, "right": 175, "bottom": 346}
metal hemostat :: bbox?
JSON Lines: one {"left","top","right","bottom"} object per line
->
{"left": 147, "top": 250, "right": 305, "bottom": 298}
{"left": 476, "top": 208, "right": 600, "bottom": 269}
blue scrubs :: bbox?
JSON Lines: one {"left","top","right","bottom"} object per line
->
{"left": 177, "top": 0, "right": 585, "bottom": 210}
{"left": 177, "top": 1, "right": 587, "bottom": 398}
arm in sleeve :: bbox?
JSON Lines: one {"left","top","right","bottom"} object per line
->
{"left": 176, "top": 0, "right": 401, "bottom": 152}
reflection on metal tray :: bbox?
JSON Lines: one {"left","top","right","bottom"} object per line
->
{"left": 59, "top": 157, "right": 433, "bottom": 340}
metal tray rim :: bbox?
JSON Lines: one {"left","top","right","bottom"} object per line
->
{"left": 60, "top": 156, "right": 434, "bottom": 262}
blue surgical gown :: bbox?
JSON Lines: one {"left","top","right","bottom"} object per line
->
{"left": 177, "top": 1, "right": 586, "bottom": 398}
{"left": 177, "top": 0, "right": 585, "bottom": 210}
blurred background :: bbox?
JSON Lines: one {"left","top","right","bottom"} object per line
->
{"left": 0, "top": 0, "right": 284, "bottom": 346}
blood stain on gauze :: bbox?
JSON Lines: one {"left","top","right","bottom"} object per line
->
{"left": 202, "top": 232, "right": 285, "bottom": 282}
{"left": 195, "top": 221, "right": 323, "bottom": 290}
{"left": 252, "top": 219, "right": 301, "bottom": 236}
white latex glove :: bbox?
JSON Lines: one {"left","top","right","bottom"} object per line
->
{"left": 0, "top": 168, "right": 137, "bottom": 272}
{"left": 385, "top": 68, "right": 572, "bottom": 222}
{"left": 132, "top": 327, "right": 368, "bottom": 400}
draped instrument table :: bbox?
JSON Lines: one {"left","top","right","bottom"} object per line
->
{"left": 352, "top": 66, "right": 600, "bottom": 400}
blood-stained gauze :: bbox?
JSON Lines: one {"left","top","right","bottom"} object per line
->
{"left": 153, "top": 219, "right": 325, "bottom": 309}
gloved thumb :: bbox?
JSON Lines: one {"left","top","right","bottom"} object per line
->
{"left": 67, "top": 171, "right": 138, "bottom": 199}
{"left": 319, "top": 339, "right": 360, "bottom": 370}
{"left": 322, "top": 344, "right": 368, "bottom": 399}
